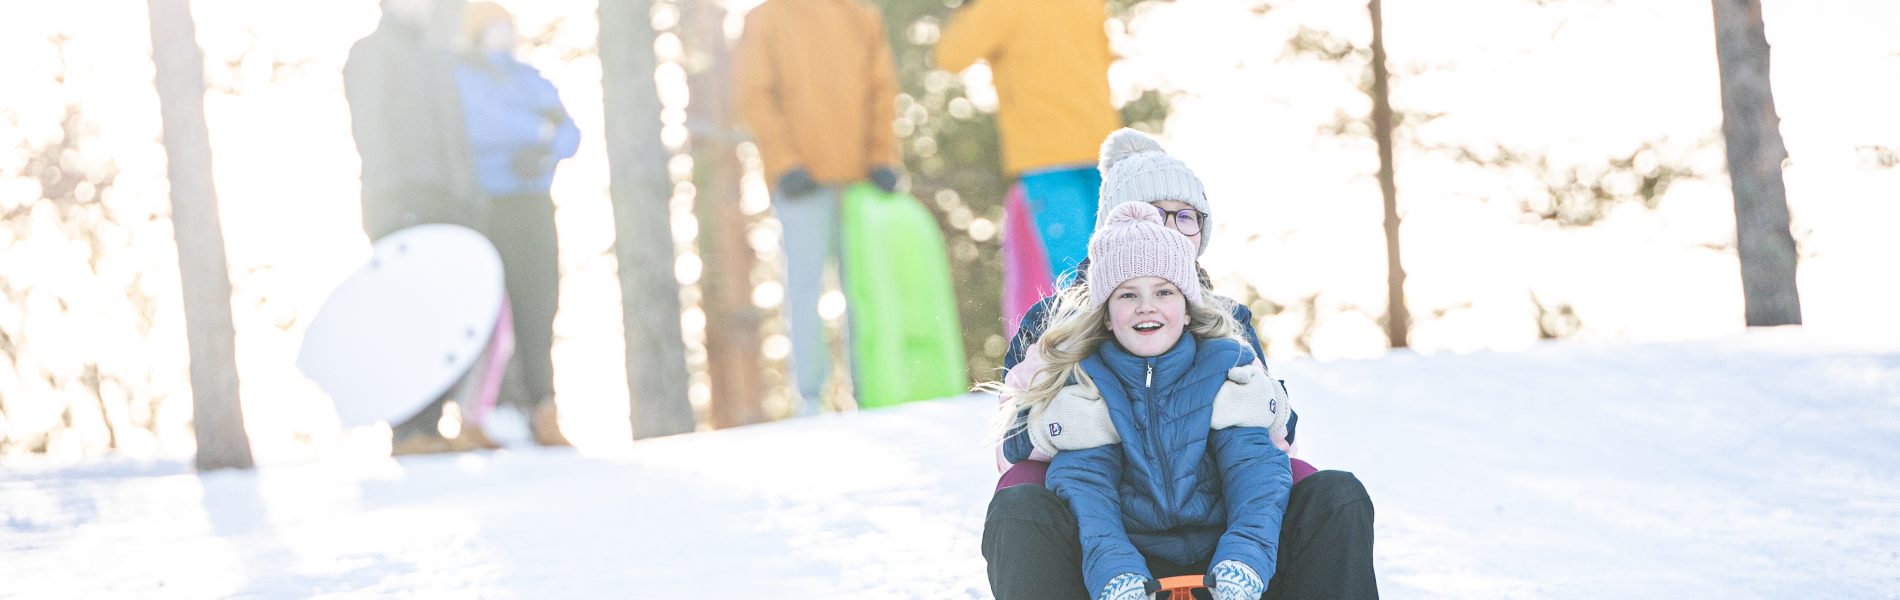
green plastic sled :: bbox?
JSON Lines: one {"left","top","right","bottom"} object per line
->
{"left": 841, "top": 182, "right": 969, "bottom": 409}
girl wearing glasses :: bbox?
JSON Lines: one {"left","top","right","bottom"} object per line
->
{"left": 997, "top": 128, "right": 1281, "bottom": 473}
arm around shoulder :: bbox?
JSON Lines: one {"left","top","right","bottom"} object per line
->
{"left": 1027, "top": 383, "right": 1120, "bottom": 456}
{"left": 1209, "top": 362, "right": 1291, "bottom": 435}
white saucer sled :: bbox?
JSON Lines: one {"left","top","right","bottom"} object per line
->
{"left": 297, "top": 224, "right": 507, "bottom": 428}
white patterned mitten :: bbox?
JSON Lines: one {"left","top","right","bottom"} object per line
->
{"left": 1028, "top": 383, "right": 1121, "bottom": 456}
{"left": 1210, "top": 560, "right": 1265, "bottom": 600}
{"left": 1209, "top": 362, "right": 1291, "bottom": 435}
{"left": 1099, "top": 572, "right": 1155, "bottom": 600}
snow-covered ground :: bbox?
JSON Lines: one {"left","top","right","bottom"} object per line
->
{"left": 4, "top": 328, "right": 1897, "bottom": 599}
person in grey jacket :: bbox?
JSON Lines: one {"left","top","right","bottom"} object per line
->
{"left": 343, "top": 0, "right": 488, "bottom": 454}
{"left": 344, "top": 0, "right": 483, "bottom": 241}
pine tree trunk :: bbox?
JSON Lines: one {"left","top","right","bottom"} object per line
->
{"left": 682, "top": 0, "right": 767, "bottom": 428}
{"left": 146, "top": 0, "right": 253, "bottom": 470}
{"left": 1711, "top": 0, "right": 1802, "bottom": 326}
{"left": 600, "top": 0, "right": 697, "bottom": 438}
{"left": 1368, "top": 0, "right": 1409, "bottom": 349}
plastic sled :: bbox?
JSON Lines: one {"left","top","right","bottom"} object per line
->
{"left": 840, "top": 182, "right": 968, "bottom": 409}
{"left": 297, "top": 223, "right": 509, "bottom": 427}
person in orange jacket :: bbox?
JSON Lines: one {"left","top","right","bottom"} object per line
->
{"left": 734, "top": 0, "right": 903, "bottom": 414}
{"left": 936, "top": 0, "right": 1122, "bottom": 282}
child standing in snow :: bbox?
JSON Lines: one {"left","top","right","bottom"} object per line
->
{"left": 990, "top": 203, "right": 1293, "bottom": 600}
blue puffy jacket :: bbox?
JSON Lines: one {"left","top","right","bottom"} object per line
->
{"left": 456, "top": 52, "right": 581, "bottom": 198}
{"left": 1045, "top": 334, "right": 1292, "bottom": 595}
{"left": 1002, "top": 294, "right": 1297, "bottom": 463}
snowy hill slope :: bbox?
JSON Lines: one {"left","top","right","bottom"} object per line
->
{"left": 3, "top": 330, "right": 1896, "bottom": 598}
{"left": 1290, "top": 330, "right": 1900, "bottom": 598}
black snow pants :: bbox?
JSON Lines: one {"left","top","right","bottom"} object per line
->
{"left": 981, "top": 469, "right": 1379, "bottom": 600}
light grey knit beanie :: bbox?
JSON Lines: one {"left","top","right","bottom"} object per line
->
{"left": 1087, "top": 202, "right": 1203, "bottom": 307}
{"left": 1095, "top": 128, "right": 1211, "bottom": 255}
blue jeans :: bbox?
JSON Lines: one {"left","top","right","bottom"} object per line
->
{"left": 773, "top": 185, "right": 842, "bottom": 415}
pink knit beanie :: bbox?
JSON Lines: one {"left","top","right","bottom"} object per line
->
{"left": 1087, "top": 202, "right": 1203, "bottom": 306}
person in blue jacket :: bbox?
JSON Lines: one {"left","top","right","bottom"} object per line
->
{"left": 996, "top": 202, "right": 1291, "bottom": 600}
{"left": 994, "top": 129, "right": 1299, "bottom": 471}
{"left": 984, "top": 129, "right": 1379, "bottom": 599}
{"left": 455, "top": 2, "right": 580, "bottom": 445}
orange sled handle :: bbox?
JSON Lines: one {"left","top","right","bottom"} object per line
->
{"left": 1155, "top": 574, "right": 1207, "bottom": 597}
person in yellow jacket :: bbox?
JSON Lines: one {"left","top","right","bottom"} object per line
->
{"left": 734, "top": 0, "right": 902, "bottom": 415}
{"left": 936, "top": 0, "right": 1122, "bottom": 282}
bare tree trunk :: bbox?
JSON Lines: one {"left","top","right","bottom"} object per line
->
{"left": 1711, "top": 0, "right": 1801, "bottom": 326}
{"left": 1368, "top": 0, "right": 1409, "bottom": 348}
{"left": 682, "top": 0, "right": 766, "bottom": 428}
{"left": 146, "top": 0, "right": 253, "bottom": 470}
{"left": 600, "top": 0, "right": 696, "bottom": 438}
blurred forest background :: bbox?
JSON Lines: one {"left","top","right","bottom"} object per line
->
{"left": 1, "top": 0, "right": 1895, "bottom": 466}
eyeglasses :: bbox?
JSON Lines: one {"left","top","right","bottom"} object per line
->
{"left": 1156, "top": 207, "right": 1206, "bottom": 236}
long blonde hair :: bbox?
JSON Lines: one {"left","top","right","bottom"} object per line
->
{"left": 990, "top": 279, "right": 1245, "bottom": 443}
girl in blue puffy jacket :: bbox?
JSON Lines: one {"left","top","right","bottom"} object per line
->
{"left": 997, "top": 202, "right": 1293, "bottom": 600}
